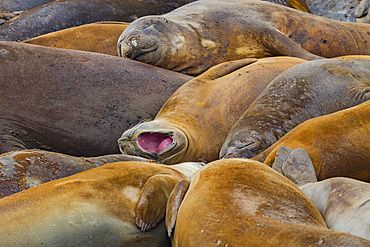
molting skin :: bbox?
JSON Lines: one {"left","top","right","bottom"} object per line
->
{"left": 118, "top": 0, "right": 370, "bottom": 75}
{"left": 220, "top": 57, "right": 370, "bottom": 160}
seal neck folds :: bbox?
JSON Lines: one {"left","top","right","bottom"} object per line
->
{"left": 118, "top": 120, "right": 188, "bottom": 164}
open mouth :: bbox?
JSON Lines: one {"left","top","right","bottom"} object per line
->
{"left": 137, "top": 133, "right": 174, "bottom": 153}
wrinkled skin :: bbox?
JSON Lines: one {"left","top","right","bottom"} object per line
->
{"left": 0, "top": 161, "right": 204, "bottom": 246}
{"left": 23, "top": 21, "right": 129, "bottom": 56}
{"left": 118, "top": 57, "right": 307, "bottom": 164}
{"left": 165, "top": 159, "right": 370, "bottom": 246}
{"left": 220, "top": 57, "right": 370, "bottom": 160}
{"left": 252, "top": 100, "right": 370, "bottom": 181}
{"left": 0, "top": 0, "right": 196, "bottom": 41}
{"left": 0, "top": 41, "right": 193, "bottom": 156}
{"left": 118, "top": 0, "right": 370, "bottom": 75}
{"left": 0, "top": 149, "right": 154, "bottom": 198}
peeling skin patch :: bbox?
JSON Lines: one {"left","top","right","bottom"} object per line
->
{"left": 122, "top": 186, "right": 140, "bottom": 203}
{"left": 0, "top": 48, "right": 9, "bottom": 56}
{"left": 201, "top": 39, "right": 216, "bottom": 49}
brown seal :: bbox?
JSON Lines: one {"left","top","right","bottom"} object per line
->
{"left": 0, "top": 41, "right": 193, "bottom": 157}
{"left": 252, "top": 100, "right": 370, "bottom": 181}
{"left": 118, "top": 57, "right": 307, "bottom": 164}
{"left": 0, "top": 161, "right": 204, "bottom": 246}
{"left": 23, "top": 21, "right": 129, "bottom": 56}
{"left": 165, "top": 158, "right": 370, "bottom": 246}
{"left": 220, "top": 57, "right": 370, "bottom": 160}
{"left": 118, "top": 0, "right": 370, "bottom": 75}
{"left": 0, "top": 0, "right": 196, "bottom": 41}
{"left": 0, "top": 149, "right": 154, "bottom": 198}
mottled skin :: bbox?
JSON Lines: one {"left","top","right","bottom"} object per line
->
{"left": 0, "top": 161, "right": 204, "bottom": 246}
{"left": 0, "top": 41, "right": 193, "bottom": 156}
{"left": 23, "top": 21, "right": 129, "bottom": 56}
{"left": 118, "top": 57, "right": 307, "bottom": 164}
{"left": 300, "top": 178, "right": 370, "bottom": 241}
{"left": 118, "top": 0, "right": 370, "bottom": 75}
{"left": 356, "top": 0, "right": 370, "bottom": 23}
{"left": 0, "top": 0, "right": 54, "bottom": 11}
{"left": 252, "top": 100, "right": 370, "bottom": 181}
{"left": 220, "top": 57, "right": 370, "bottom": 160}
{"left": 0, "top": 0, "right": 196, "bottom": 41}
{"left": 165, "top": 159, "right": 370, "bottom": 246}
{"left": 0, "top": 149, "right": 153, "bottom": 198}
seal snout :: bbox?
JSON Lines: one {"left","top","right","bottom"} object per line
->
{"left": 137, "top": 133, "right": 174, "bottom": 154}
{"left": 118, "top": 34, "right": 159, "bottom": 60}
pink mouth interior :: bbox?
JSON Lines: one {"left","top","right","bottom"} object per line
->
{"left": 137, "top": 133, "right": 173, "bottom": 153}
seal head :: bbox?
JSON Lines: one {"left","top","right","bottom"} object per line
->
{"left": 118, "top": 120, "right": 188, "bottom": 164}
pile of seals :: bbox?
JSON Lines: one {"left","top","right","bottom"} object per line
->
{"left": 0, "top": 0, "right": 369, "bottom": 246}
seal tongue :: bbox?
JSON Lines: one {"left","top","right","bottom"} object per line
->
{"left": 138, "top": 133, "right": 173, "bottom": 153}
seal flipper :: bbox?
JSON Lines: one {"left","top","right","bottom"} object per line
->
{"left": 135, "top": 174, "right": 179, "bottom": 232}
{"left": 259, "top": 25, "right": 322, "bottom": 61}
{"left": 281, "top": 148, "right": 318, "bottom": 186}
{"left": 196, "top": 58, "right": 257, "bottom": 81}
{"left": 165, "top": 178, "right": 191, "bottom": 237}
{"left": 272, "top": 145, "right": 293, "bottom": 174}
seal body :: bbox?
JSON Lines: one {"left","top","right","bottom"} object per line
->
{"left": 118, "top": 0, "right": 370, "bottom": 74}
{"left": 0, "top": 0, "right": 54, "bottom": 11}
{"left": 23, "top": 21, "right": 129, "bottom": 56}
{"left": 0, "top": 161, "right": 204, "bottom": 246}
{"left": 0, "top": 41, "right": 193, "bottom": 156}
{"left": 165, "top": 158, "right": 370, "bottom": 246}
{"left": 220, "top": 57, "right": 370, "bottom": 160}
{"left": 0, "top": 0, "right": 196, "bottom": 41}
{"left": 0, "top": 149, "right": 153, "bottom": 198}
{"left": 253, "top": 100, "right": 370, "bottom": 181}
{"left": 300, "top": 177, "right": 370, "bottom": 240}
{"left": 118, "top": 57, "right": 306, "bottom": 164}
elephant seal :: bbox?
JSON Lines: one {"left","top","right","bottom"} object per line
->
{"left": 252, "top": 100, "right": 370, "bottom": 181}
{"left": 0, "top": 161, "right": 204, "bottom": 246}
{"left": 23, "top": 21, "right": 129, "bottom": 56}
{"left": 0, "top": 0, "right": 196, "bottom": 41}
{"left": 165, "top": 158, "right": 370, "bottom": 246}
{"left": 300, "top": 178, "right": 370, "bottom": 241}
{"left": 0, "top": 0, "right": 54, "bottom": 11}
{"left": 118, "top": 0, "right": 370, "bottom": 75}
{"left": 118, "top": 57, "right": 307, "bottom": 164}
{"left": 0, "top": 149, "right": 154, "bottom": 198}
{"left": 220, "top": 57, "right": 370, "bottom": 160}
{"left": 0, "top": 41, "right": 193, "bottom": 157}
{"left": 270, "top": 150, "right": 370, "bottom": 240}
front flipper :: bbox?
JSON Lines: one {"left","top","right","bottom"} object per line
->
{"left": 135, "top": 174, "right": 179, "bottom": 232}
{"left": 165, "top": 178, "right": 191, "bottom": 237}
{"left": 355, "top": 0, "right": 370, "bottom": 23}
{"left": 196, "top": 58, "right": 257, "bottom": 81}
{"left": 259, "top": 25, "right": 322, "bottom": 60}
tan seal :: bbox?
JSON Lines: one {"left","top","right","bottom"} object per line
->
{"left": 0, "top": 161, "right": 204, "bottom": 246}
{"left": 220, "top": 57, "right": 370, "bottom": 160}
{"left": 165, "top": 158, "right": 370, "bottom": 246}
{"left": 0, "top": 149, "right": 153, "bottom": 198}
{"left": 23, "top": 21, "right": 130, "bottom": 56}
{"left": 118, "top": 0, "right": 370, "bottom": 74}
{"left": 118, "top": 57, "right": 307, "bottom": 164}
